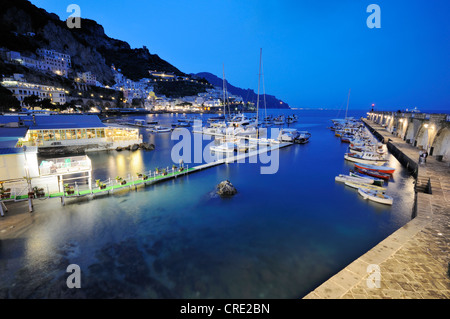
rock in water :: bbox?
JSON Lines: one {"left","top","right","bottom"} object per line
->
{"left": 131, "top": 144, "right": 139, "bottom": 151}
{"left": 139, "top": 142, "right": 155, "bottom": 151}
{"left": 216, "top": 180, "right": 237, "bottom": 197}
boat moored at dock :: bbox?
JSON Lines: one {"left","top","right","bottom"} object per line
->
{"left": 294, "top": 131, "right": 311, "bottom": 144}
{"left": 354, "top": 163, "right": 396, "bottom": 175}
{"left": 354, "top": 167, "right": 391, "bottom": 180}
{"left": 335, "top": 174, "right": 377, "bottom": 185}
{"left": 344, "top": 181, "right": 387, "bottom": 192}
{"left": 349, "top": 170, "right": 385, "bottom": 186}
{"left": 344, "top": 152, "right": 388, "bottom": 165}
{"left": 358, "top": 188, "right": 393, "bottom": 205}
{"left": 278, "top": 128, "right": 299, "bottom": 142}
{"left": 210, "top": 142, "right": 236, "bottom": 154}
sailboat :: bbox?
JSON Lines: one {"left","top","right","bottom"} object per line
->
{"left": 332, "top": 89, "right": 352, "bottom": 133}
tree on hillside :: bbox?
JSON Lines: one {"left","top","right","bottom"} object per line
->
{"left": 131, "top": 98, "right": 144, "bottom": 107}
{"left": 0, "top": 85, "right": 20, "bottom": 112}
{"left": 23, "top": 95, "right": 40, "bottom": 109}
{"left": 38, "top": 98, "right": 53, "bottom": 110}
{"left": 60, "top": 100, "right": 77, "bottom": 112}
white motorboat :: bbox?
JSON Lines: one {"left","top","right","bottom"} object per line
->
{"left": 335, "top": 174, "right": 376, "bottom": 185}
{"left": 210, "top": 142, "right": 236, "bottom": 154}
{"left": 344, "top": 181, "right": 387, "bottom": 191}
{"left": 255, "top": 137, "right": 275, "bottom": 146}
{"left": 358, "top": 188, "right": 393, "bottom": 205}
{"left": 235, "top": 125, "right": 258, "bottom": 137}
{"left": 278, "top": 128, "right": 299, "bottom": 142}
{"left": 294, "top": 131, "right": 311, "bottom": 144}
{"left": 273, "top": 116, "right": 285, "bottom": 125}
{"left": 149, "top": 125, "right": 172, "bottom": 133}
{"left": 344, "top": 152, "right": 388, "bottom": 165}
{"left": 228, "top": 114, "right": 250, "bottom": 128}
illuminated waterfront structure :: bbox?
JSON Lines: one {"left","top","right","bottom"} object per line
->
{"left": 0, "top": 114, "right": 142, "bottom": 154}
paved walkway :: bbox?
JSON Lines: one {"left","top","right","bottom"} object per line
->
{"left": 304, "top": 119, "right": 450, "bottom": 299}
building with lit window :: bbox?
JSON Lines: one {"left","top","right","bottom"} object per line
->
{"left": 36, "top": 49, "right": 71, "bottom": 76}
{"left": 0, "top": 78, "right": 66, "bottom": 106}
{"left": 76, "top": 71, "right": 97, "bottom": 86}
{"left": 0, "top": 114, "right": 142, "bottom": 155}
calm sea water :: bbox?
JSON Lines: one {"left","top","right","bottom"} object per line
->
{"left": 0, "top": 109, "right": 415, "bottom": 298}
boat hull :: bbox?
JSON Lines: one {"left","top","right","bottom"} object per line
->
{"left": 335, "top": 174, "right": 374, "bottom": 185}
{"left": 345, "top": 181, "right": 386, "bottom": 191}
{"left": 354, "top": 163, "right": 395, "bottom": 174}
{"left": 344, "top": 154, "right": 388, "bottom": 166}
{"left": 358, "top": 188, "right": 393, "bottom": 205}
{"left": 350, "top": 170, "right": 384, "bottom": 186}
{"left": 354, "top": 167, "right": 391, "bottom": 180}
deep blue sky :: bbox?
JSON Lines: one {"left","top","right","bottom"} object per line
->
{"left": 29, "top": 0, "right": 450, "bottom": 111}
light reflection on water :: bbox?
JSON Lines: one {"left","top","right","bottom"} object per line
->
{"left": 0, "top": 110, "right": 415, "bottom": 299}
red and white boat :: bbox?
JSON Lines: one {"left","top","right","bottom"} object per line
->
{"left": 354, "top": 163, "right": 395, "bottom": 175}
{"left": 355, "top": 167, "right": 391, "bottom": 180}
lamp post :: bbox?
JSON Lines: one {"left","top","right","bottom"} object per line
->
{"left": 23, "top": 146, "right": 33, "bottom": 213}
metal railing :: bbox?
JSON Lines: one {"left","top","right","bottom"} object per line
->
{"left": 39, "top": 155, "right": 92, "bottom": 176}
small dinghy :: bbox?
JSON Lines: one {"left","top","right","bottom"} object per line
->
{"left": 335, "top": 174, "right": 374, "bottom": 185}
{"left": 349, "top": 170, "right": 384, "bottom": 186}
{"left": 358, "top": 188, "right": 393, "bottom": 205}
{"left": 344, "top": 181, "right": 387, "bottom": 191}
{"left": 149, "top": 126, "right": 172, "bottom": 133}
{"left": 355, "top": 167, "right": 391, "bottom": 180}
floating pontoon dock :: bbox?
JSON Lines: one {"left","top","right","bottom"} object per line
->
{"left": 0, "top": 141, "right": 292, "bottom": 214}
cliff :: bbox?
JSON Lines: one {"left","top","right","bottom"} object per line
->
{"left": 0, "top": 0, "right": 183, "bottom": 85}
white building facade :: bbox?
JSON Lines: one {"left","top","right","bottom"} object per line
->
{"left": 1, "top": 78, "right": 66, "bottom": 106}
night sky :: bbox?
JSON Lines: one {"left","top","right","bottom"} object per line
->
{"left": 29, "top": 0, "right": 450, "bottom": 112}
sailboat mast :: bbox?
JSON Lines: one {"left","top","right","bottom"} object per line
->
{"left": 255, "top": 48, "right": 263, "bottom": 138}
{"left": 257, "top": 48, "right": 262, "bottom": 125}
{"left": 222, "top": 64, "right": 226, "bottom": 117}
{"left": 345, "top": 88, "right": 351, "bottom": 120}
{"left": 261, "top": 52, "right": 267, "bottom": 123}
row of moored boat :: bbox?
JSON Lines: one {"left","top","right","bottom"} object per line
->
{"left": 330, "top": 118, "right": 396, "bottom": 205}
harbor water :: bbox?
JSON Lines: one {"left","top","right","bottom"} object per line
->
{"left": 0, "top": 109, "right": 415, "bottom": 298}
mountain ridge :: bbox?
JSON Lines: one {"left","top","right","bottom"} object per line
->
{"left": 0, "top": 0, "right": 289, "bottom": 107}
{"left": 192, "top": 72, "right": 290, "bottom": 109}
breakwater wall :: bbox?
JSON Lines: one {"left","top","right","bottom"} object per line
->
{"left": 304, "top": 118, "right": 450, "bottom": 299}
{"left": 363, "top": 119, "right": 419, "bottom": 178}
